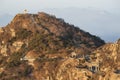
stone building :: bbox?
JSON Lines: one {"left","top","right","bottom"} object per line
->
{"left": 87, "top": 62, "right": 100, "bottom": 73}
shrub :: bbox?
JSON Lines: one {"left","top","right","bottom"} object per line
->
{"left": 22, "top": 65, "right": 33, "bottom": 76}
{"left": 16, "top": 28, "right": 32, "bottom": 40}
{"left": 6, "top": 52, "right": 23, "bottom": 68}
{"left": 28, "top": 33, "right": 60, "bottom": 53}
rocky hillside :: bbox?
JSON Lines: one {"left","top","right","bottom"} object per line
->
{"left": 0, "top": 12, "right": 107, "bottom": 80}
{"left": 89, "top": 39, "right": 120, "bottom": 80}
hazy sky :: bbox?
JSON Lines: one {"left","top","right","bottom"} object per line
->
{"left": 0, "top": 0, "right": 120, "bottom": 42}
{"left": 0, "top": 0, "right": 120, "bottom": 14}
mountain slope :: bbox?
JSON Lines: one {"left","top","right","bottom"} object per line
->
{"left": 8, "top": 12, "right": 104, "bottom": 46}
{"left": 0, "top": 12, "right": 105, "bottom": 80}
{"left": 93, "top": 39, "right": 120, "bottom": 69}
{"left": 87, "top": 39, "right": 120, "bottom": 80}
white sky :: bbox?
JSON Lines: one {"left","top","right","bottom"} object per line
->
{"left": 0, "top": 0, "right": 120, "bottom": 14}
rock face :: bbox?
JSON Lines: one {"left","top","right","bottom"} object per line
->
{"left": 0, "top": 12, "right": 113, "bottom": 80}
{"left": 91, "top": 39, "right": 120, "bottom": 80}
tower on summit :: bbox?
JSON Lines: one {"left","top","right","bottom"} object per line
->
{"left": 23, "top": 9, "right": 28, "bottom": 14}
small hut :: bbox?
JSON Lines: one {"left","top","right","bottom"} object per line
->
{"left": 87, "top": 62, "right": 100, "bottom": 73}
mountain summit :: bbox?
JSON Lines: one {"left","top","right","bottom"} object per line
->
{"left": 9, "top": 12, "right": 104, "bottom": 46}
{"left": 0, "top": 12, "right": 105, "bottom": 80}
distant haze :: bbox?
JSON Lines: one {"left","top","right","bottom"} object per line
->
{"left": 0, "top": 0, "right": 120, "bottom": 42}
